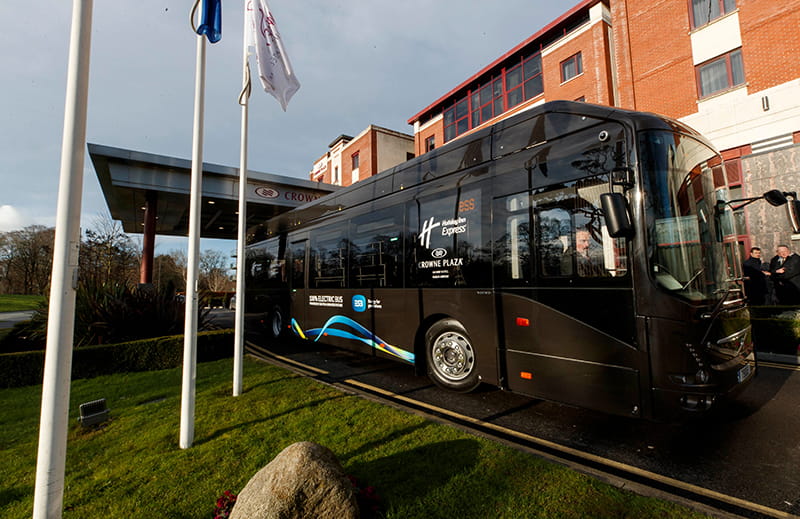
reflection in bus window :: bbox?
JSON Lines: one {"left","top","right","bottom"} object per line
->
{"left": 533, "top": 178, "right": 628, "bottom": 279}
{"left": 493, "top": 192, "right": 531, "bottom": 286}
{"left": 311, "top": 225, "right": 347, "bottom": 288}
{"left": 349, "top": 207, "right": 403, "bottom": 288}
{"left": 414, "top": 187, "right": 485, "bottom": 287}
{"left": 289, "top": 241, "right": 306, "bottom": 289}
{"left": 536, "top": 207, "right": 571, "bottom": 277}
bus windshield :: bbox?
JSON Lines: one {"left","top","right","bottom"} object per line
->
{"left": 639, "top": 130, "right": 740, "bottom": 303}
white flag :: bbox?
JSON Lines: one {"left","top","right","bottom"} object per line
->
{"left": 247, "top": 0, "right": 300, "bottom": 111}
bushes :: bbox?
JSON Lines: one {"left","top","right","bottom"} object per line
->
{"left": 0, "top": 330, "right": 233, "bottom": 389}
{"left": 7, "top": 281, "right": 211, "bottom": 351}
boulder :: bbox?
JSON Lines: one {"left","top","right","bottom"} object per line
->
{"left": 230, "top": 442, "right": 358, "bottom": 519}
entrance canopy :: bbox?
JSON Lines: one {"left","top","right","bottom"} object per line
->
{"left": 88, "top": 143, "right": 337, "bottom": 240}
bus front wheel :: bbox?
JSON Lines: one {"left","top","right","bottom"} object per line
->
{"left": 425, "top": 319, "right": 479, "bottom": 392}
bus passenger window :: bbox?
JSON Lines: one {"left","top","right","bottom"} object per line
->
{"left": 311, "top": 226, "right": 347, "bottom": 288}
{"left": 289, "top": 241, "right": 306, "bottom": 289}
{"left": 535, "top": 207, "right": 571, "bottom": 277}
{"left": 349, "top": 207, "right": 403, "bottom": 288}
{"left": 493, "top": 193, "right": 530, "bottom": 285}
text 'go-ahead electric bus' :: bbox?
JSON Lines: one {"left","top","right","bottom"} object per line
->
{"left": 245, "top": 101, "right": 799, "bottom": 420}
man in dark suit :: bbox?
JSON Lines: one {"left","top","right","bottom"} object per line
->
{"left": 743, "top": 247, "right": 768, "bottom": 305}
{"left": 768, "top": 244, "right": 800, "bottom": 305}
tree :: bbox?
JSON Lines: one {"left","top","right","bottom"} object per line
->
{"left": 0, "top": 225, "right": 54, "bottom": 294}
{"left": 153, "top": 253, "right": 186, "bottom": 293}
{"left": 199, "top": 249, "right": 234, "bottom": 292}
{"left": 78, "top": 214, "right": 139, "bottom": 287}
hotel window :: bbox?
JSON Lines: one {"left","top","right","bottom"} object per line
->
{"left": 697, "top": 49, "right": 744, "bottom": 98}
{"left": 470, "top": 77, "right": 503, "bottom": 127}
{"left": 691, "top": 0, "right": 736, "bottom": 28}
{"left": 351, "top": 152, "right": 359, "bottom": 170}
{"left": 561, "top": 52, "right": 583, "bottom": 83}
{"left": 443, "top": 97, "right": 469, "bottom": 142}
{"left": 443, "top": 52, "right": 543, "bottom": 144}
{"left": 425, "top": 135, "right": 435, "bottom": 153}
{"left": 506, "top": 53, "right": 543, "bottom": 110}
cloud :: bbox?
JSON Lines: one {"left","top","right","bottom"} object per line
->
{"left": 0, "top": 205, "right": 28, "bottom": 232}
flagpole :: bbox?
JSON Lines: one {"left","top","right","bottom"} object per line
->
{"left": 180, "top": 30, "right": 207, "bottom": 450}
{"left": 33, "top": 0, "right": 93, "bottom": 517}
{"left": 233, "top": 0, "right": 251, "bottom": 397}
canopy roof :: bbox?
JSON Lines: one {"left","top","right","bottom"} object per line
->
{"left": 88, "top": 143, "right": 337, "bottom": 240}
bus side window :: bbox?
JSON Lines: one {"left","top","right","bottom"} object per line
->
{"left": 535, "top": 207, "right": 572, "bottom": 277}
{"left": 349, "top": 207, "right": 403, "bottom": 288}
{"left": 493, "top": 192, "right": 531, "bottom": 286}
{"left": 310, "top": 224, "right": 348, "bottom": 288}
{"left": 289, "top": 240, "right": 306, "bottom": 289}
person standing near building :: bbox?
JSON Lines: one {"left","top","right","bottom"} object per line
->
{"left": 743, "top": 247, "right": 768, "bottom": 305}
{"left": 768, "top": 244, "right": 800, "bottom": 305}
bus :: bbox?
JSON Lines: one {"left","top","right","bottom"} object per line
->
{"left": 244, "top": 100, "right": 798, "bottom": 420}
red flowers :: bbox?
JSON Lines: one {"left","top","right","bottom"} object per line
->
{"left": 212, "top": 490, "right": 237, "bottom": 519}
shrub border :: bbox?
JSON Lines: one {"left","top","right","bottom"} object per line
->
{"left": 0, "top": 330, "right": 233, "bottom": 389}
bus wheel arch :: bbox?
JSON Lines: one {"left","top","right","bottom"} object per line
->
{"left": 424, "top": 318, "right": 480, "bottom": 392}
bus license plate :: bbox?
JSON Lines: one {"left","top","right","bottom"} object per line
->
{"left": 737, "top": 363, "right": 752, "bottom": 383}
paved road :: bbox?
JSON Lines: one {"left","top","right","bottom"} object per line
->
{"left": 246, "top": 335, "right": 800, "bottom": 518}
{"left": 0, "top": 311, "right": 35, "bottom": 330}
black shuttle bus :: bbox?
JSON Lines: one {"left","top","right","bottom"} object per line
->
{"left": 244, "top": 100, "right": 798, "bottom": 420}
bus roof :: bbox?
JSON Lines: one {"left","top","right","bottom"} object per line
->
{"left": 255, "top": 101, "right": 708, "bottom": 238}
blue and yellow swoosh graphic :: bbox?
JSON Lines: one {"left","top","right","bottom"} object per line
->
{"left": 290, "top": 315, "right": 415, "bottom": 363}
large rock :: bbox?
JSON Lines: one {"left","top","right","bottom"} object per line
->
{"left": 230, "top": 442, "right": 358, "bottom": 519}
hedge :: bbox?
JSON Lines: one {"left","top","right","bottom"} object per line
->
{"left": 0, "top": 330, "right": 233, "bottom": 389}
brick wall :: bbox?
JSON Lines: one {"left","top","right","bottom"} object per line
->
{"left": 415, "top": 121, "right": 443, "bottom": 158}
{"left": 542, "top": 27, "right": 613, "bottom": 104}
{"left": 341, "top": 130, "right": 375, "bottom": 186}
{"left": 738, "top": 0, "right": 800, "bottom": 94}
{"left": 620, "top": 0, "right": 696, "bottom": 117}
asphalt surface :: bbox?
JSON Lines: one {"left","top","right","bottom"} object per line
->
{"left": 239, "top": 324, "right": 800, "bottom": 519}
{"left": 0, "top": 311, "right": 35, "bottom": 329}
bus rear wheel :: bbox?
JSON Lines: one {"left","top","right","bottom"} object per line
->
{"left": 425, "top": 319, "right": 479, "bottom": 392}
{"left": 267, "top": 306, "right": 284, "bottom": 339}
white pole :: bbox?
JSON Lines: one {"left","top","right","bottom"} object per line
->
{"left": 233, "top": 2, "right": 250, "bottom": 397}
{"left": 180, "top": 33, "right": 207, "bottom": 450}
{"left": 33, "top": 0, "right": 93, "bottom": 517}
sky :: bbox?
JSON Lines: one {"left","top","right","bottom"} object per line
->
{"left": 0, "top": 1, "right": 573, "bottom": 257}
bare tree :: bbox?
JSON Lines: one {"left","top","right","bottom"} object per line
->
{"left": 199, "top": 249, "right": 234, "bottom": 292}
{"left": 0, "top": 225, "right": 54, "bottom": 294}
{"left": 79, "top": 214, "right": 138, "bottom": 287}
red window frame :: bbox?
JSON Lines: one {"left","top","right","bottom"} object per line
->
{"left": 689, "top": 0, "right": 736, "bottom": 29}
{"left": 696, "top": 49, "right": 744, "bottom": 98}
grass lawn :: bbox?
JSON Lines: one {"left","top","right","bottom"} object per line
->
{"left": 0, "top": 357, "right": 711, "bottom": 518}
{"left": 0, "top": 294, "right": 44, "bottom": 313}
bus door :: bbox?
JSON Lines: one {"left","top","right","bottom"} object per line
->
{"left": 494, "top": 184, "right": 640, "bottom": 417}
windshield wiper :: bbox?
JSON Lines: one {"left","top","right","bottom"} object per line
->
{"left": 681, "top": 268, "right": 705, "bottom": 290}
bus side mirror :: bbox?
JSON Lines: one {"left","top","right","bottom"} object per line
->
{"left": 601, "top": 192, "right": 634, "bottom": 239}
{"left": 763, "top": 189, "right": 788, "bottom": 206}
{"left": 759, "top": 190, "right": 800, "bottom": 234}
{"left": 786, "top": 194, "right": 800, "bottom": 234}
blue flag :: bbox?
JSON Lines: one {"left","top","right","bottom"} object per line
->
{"left": 196, "top": 0, "right": 222, "bottom": 43}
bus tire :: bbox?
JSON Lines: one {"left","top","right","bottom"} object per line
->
{"left": 425, "top": 319, "right": 479, "bottom": 392}
{"left": 267, "top": 306, "right": 284, "bottom": 339}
